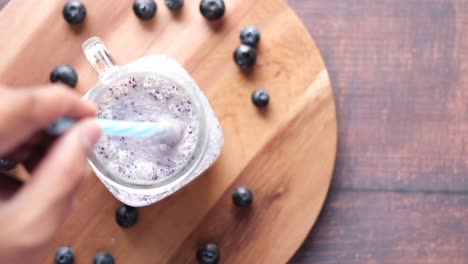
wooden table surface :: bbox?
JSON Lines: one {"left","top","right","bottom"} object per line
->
{"left": 1, "top": 0, "right": 467, "bottom": 263}
{"left": 287, "top": 0, "right": 468, "bottom": 263}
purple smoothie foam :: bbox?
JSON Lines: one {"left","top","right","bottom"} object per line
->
{"left": 94, "top": 73, "right": 199, "bottom": 184}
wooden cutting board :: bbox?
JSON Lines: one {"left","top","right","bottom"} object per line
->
{"left": 0, "top": 0, "right": 337, "bottom": 263}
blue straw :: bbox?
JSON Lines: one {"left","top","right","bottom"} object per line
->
{"left": 47, "top": 118, "right": 175, "bottom": 138}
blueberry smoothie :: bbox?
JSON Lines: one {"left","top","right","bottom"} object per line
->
{"left": 82, "top": 37, "right": 224, "bottom": 206}
{"left": 94, "top": 73, "right": 200, "bottom": 185}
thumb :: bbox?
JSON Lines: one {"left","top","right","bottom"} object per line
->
{"left": 11, "top": 119, "right": 101, "bottom": 240}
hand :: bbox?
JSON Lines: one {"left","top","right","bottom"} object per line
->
{"left": 0, "top": 84, "right": 101, "bottom": 263}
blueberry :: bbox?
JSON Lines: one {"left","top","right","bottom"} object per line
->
{"left": 240, "top": 26, "right": 261, "bottom": 47}
{"left": 232, "top": 186, "right": 253, "bottom": 207}
{"left": 200, "top": 0, "right": 225, "bottom": 21}
{"left": 93, "top": 252, "right": 115, "bottom": 264}
{"left": 196, "top": 243, "right": 220, "bottom": 264}
{"left": 133, "top": 0, "right": 157, "bottom": 20}
{"left": 55, "top": 246, "right": 74, "bottom": 264}
{"left": 0, "top": 159, "right": 16, "bottom": 171}
{"left": 251, "top": 89, "right": 269, "bottom": 108}
{"left": 62, "top": 1, "right": 86, "bottom": 25}
{"left": 233, "top": 45, "right": 256, "bottom": 69}
{"left": 115, "top": 204, "right": 138, "bottom": 228}
{"left": 50, "top": 65, "right": 78, "bottom": 88}
{"left": 165, "top": 0, "right": 184, "bottom": 11}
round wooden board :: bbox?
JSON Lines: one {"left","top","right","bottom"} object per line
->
{"left": 0, "top": 0, "right": 337, "bottom": 263}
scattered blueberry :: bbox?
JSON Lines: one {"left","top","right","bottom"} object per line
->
{"left": 200, "top": 0, "right": 225, "bottom": 21}
{"left": 115, "top": 204, "right": 138, "bottom": 228}
{"left": 165, "top": 0, "right": 184, "bottom": 11}
{"left": 232, "top": 186, "right": 253, "bottom": 207}
{"left": 197, "top": 243, "right": 220, "bottom": 264}
{"left": 0, "top": 159, "right": 16, "bottom": 171}
{"left": 62, "top": 1, "right": 86, "bottom": 25}
{"left": 93, "top": 252, "right": 115, "bottom": 264}
{"left": 133, "top": 0, "right": 157, "bottom": 20}
{"left": 251, "top": 89, "right": 269, "bottom": 108}
{"left": 55, "top": 246, "right": 74, "bottom": 264}
{"left": 233, "top": 44, "right": 256, "bottom": 69}
{"left": 240, "top": 26, "right": 261, "bottom": 47}
{"left": 50, "top": 65, "right": 78, "bottom": 88}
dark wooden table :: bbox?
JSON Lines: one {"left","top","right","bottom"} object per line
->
{"left": 1, "top": 1, "right": 467, "bottom": 263}
{"left": 287, "top": 0, "right": 468, "bottom": 263}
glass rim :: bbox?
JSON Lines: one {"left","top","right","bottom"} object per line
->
{"left": 83, "top": 65, "right": 209, "bottom": 190}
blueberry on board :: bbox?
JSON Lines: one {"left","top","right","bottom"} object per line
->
{"left": 199, "top": 0, "right": 225, "bottom": 21}
{"left": 240, "top": 26, "right": 261, "bottom": 47}
{"left": 50, "top": 65, "right": 78, "bottom": 88}
{"left": 133, "top": 0, "right": 157, "bottom": 20}
{"left": 0, "top": 159, "right": 16, "bottom": 171}
{"left": 55, "top": 246, "right": 74, "bottom": 264}
{"left": 165, "top": 0, "right": 184, "bottom": 11}
{"left": 251, "top": 89, "right": 269, "bottom": 108}
{"left": 63, "top": 1, "right": 86, "bottom": 25}
{"left": 196, "top": 243, "right": 220, "bottom": 264}
{"left": 115, "top": 204, "right": 138, "bottom": 228}
{"left": 233, "top": 44, "right": 256, "bottom": 69}
{"left": 93, "top": 252, "right": 115, "bottom": 264}
{"left": 232, "top": 186, "right": 253, "bottom": 207}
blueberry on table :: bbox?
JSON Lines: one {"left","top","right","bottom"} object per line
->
{"left": 115, "top": 204, "right": 138, "bottom": 228}
{"left": 50, "top": 65, "right": 78, "bottom": 88}
{"left": 197, "top": 243, "right": 220, "bottom": 264}
{"left": 93, "top": 252, "right": 115, "bottom": 264}
{"left": 232, "top": 186, "right": 253, "bottom": 207}
{"left": 233, "top": 44, "right": 256, "bottom": 69}
{"left": 62, "top": 1, "right": 86, "bottom": 25}
{"left": 0, "top": 159, "right": 16, "bottom": 171}
{"left": 133, "top": 0, "right": 157, "bottom": 20}
{"left": 55, "top": 246, "right": 74, "bottom": 264}
{"left": 240, "top": 26, "right": 261, "bottom": 47}
{"left": 165, "top": 0, "right": 184, "bottom": 11}
{"left": 251, "top": 89, "right": 269, "bottom": 108}
{"left": 200, "top": 0, "right": 225, "bottom": 21}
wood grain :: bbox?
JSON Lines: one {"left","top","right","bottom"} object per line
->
{"left": 291, "top": 190, "right": 468, "bottom": 264}
{"left": 168, "top": 70, "right": 335, "bottom": 264}
{"left": 287, "top": 0, "right": 468, "bottom": 263}
{"left": 0, "top": 0, "right": 336, "bottom": 263}
{"left": 289, "top": 0, "right": 468, "bottom": 192}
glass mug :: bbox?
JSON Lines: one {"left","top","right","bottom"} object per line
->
{"left": 82, "top": 37, "right": 224, "bottom": 207}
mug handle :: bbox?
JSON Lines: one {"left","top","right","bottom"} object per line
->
{"left": 82, "top": 36, "right": 118, "bottom": 80}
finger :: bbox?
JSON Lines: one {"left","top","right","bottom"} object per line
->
{"left": 10, "top": 119, "right": 101, "bottom": 241}
{"left": 0, "top": 85, "right": 97, "bottom": 155}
